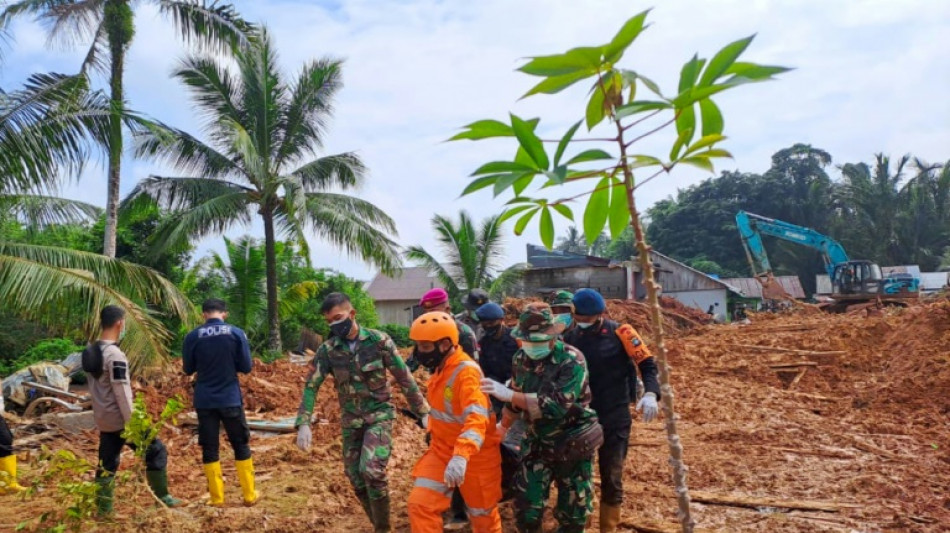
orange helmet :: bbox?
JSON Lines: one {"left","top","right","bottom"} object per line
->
{"left": 410, "top": 311, "right": 459, "bottom": 345}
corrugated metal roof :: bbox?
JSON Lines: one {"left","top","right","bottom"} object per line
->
{"left": 366, "top": 267, "right": 444, "bottom": 301}
{"left": 722, "top": 276, "right": 806, "bottom": 299}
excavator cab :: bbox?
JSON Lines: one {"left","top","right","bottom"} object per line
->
{"left": 832, "top": 260, "right": 882, "bottom": 295}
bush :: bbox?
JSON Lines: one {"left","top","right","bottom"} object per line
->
{"left": 378, "top": 324, "right": 411, "bottom": 348}
{"left": 0, "top": 338, "right": 85, "bottom": 376}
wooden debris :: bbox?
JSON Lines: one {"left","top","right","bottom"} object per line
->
{"left": 777, "top": 390, "right": 842, "bottom": 401}
{"left": 788, "top": 367, "right": 808, "bottom": 389}
{"left": 764, "top": 446, "right": 857, "bottom": 460}
{"left": 769, "top": 361, "right": 820, "bottom": 369}
{"left": 690, "top": 490, "right": 861, "bottom": 513}
{"left": 621, "top": 518, "right": 718, "bottom": 533}
{"left": 728, "top": 344, "right": 846, "bottom": 356}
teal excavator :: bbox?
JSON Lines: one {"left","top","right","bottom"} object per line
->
{"left": 735, "top": 211, "right": 919, "bottom": 311}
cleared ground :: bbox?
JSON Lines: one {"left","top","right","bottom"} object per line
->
{"left": 1, "top": 299, "right": 947, "bottom": 532}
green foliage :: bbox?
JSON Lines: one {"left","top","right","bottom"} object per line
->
{"left": 17, "top": 447, "right": 99, "bottom": 533}
{"left": 123, "top": 29, "right": 399, "bottom": 351}
{"left": 406, "top": 211, "right": 523, "bottom": 306}
{"left": 377, "top": 324, "right": 411, "bottom": 348}
{"left": 121, "top": 394, "right": 185, "bottom": 460}
{"left": 0, "top": 338, "right": 84, "bottom": 376}
{"left": 451, "top": 10, "right": 787, "bottom": 248}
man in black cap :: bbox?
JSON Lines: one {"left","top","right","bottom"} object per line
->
{"left": 456, "top": 289, "right": 489, "bottom": 340}
{"left": 564, "top": 288, "right": 660, "bottom": 533}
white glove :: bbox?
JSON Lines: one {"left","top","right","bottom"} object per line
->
{"left": 421, "top": 414, "right": 429, "bottom": 429}
{"left": 443, "top": 455, "right": 468, "bottom": 488}
{"left": 296, "top": 424, "right": 313, "bottom": 451}
{"left": 636, "top": 392, "right": 658, "bottom": 423}
{"left": 479, "top": 378, "right": 514, "bottom": 402}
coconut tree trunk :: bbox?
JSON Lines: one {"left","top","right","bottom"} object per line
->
{"left": 617, "top": 123, "right": 695, "bottom": 533}
{"left": 262, "top": 209, "right": 282, "bottom": 352}
{"left": 102, "top": 0, "right": 133, "bottom": 258}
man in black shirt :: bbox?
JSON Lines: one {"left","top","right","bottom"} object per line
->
{"left": 563, "top": 289, "right": 660, "bottom": 533}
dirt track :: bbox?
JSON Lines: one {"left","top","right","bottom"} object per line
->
{"left": 2, "top": 300, "right": 948, "bottom": 532}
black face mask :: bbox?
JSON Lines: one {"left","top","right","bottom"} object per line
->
{"left": 413, "top": 345, "right": 450, "bottom": 371}
{"left": 329, "top": 318, "right": 353, "bottom": 339}
{"left": 483, "top": 324, "right": 501, "bottom": 336}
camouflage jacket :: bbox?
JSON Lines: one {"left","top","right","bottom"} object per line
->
{"left": 508, "top": 340, "right": 599, "bottom": 448}
{"left": 296, "top": 327, "right": 429, "bottom": 429}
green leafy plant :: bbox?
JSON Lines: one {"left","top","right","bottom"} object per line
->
{"left": 122, "top": 393, "right": 185, "bottom": 459}
{"left": 0, "top": 338, "right": 84, "bottom": 375}
{"left": 16, "top": 447, "right": 100, "bottom": 532}
{"left": 377, "top": 324, "right": 411, "bottom": 348}
{"left": 450, "top": 10, "right": 788, "bottom": 531}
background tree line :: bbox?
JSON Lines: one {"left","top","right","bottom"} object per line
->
{"left": 595, "top": 143, "right": 950, "bottom": 295}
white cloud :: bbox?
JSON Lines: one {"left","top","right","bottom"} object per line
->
{"left": 2, "top": 0, "right": 947, "bottom": 280}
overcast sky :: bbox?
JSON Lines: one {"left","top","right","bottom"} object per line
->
{"left": 2, "top": 0, "right": 947, "bottom": 280}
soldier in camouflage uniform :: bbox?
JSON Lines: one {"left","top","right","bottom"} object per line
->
{"left": 480, "top": 303, "right": 603, "bottom": 533}
{"left": 295, "top": 293, "right": 429, "bottom": 533}
{"left": 549, "top": 289, "right": 576, "bottom": 334}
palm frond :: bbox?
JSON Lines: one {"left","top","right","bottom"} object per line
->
{"left": 488, "top": 262, "right": 527, "bottom": 300}
{"left": 0, "top": 193, "right": 102, "bottom": 227}
{"left": 173, "top": 54, "right": 243, "bottom": 134}
{"left": 0, "top": 72, "right": 114, "bottom": 193}
{"left": 0, "top": 0, "right": 104, "bottom": 49}
{"left": 475, "top": 213, "right": 506, "bottom": 286}
{"left": 132, "top": 120, "right": 245, "bottom": 182}
{"left": 280, "top": 280, "right": 320, "bottom": 317}
{"left": 122, "top": 175, "right": 253, "bottom": 255}
{"left": 235, "top": 28, "right": 284, "bottom": 168}
{"left": 218, "top": 236, "right": 266, "bottom": 330}
{"left": 0, "top": 243, "right": 198, "bottom": 374}
{"left": 405, "top": 245, "right": 459, "bottom": 297}
{"left": 275, "top": 57, "right": 342, "bottom": 168}
{"left": 290, "top": 152, "right": 366, "bottom": 192}
{"left": 297, "top": 192, "right": 401, "bottom": 274}
{"left": 157, "top": 0, "right": 256, "bottom": 54}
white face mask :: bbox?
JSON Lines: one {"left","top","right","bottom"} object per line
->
{"left": 576, "top": 321, "right": 594, "bottom": 329}
{"left": 118, "top": 323, "right": 127, "bottom": 341}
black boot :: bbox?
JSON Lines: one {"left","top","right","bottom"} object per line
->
{"left": 369, "top": 495, "right": 390, "bottom": 533}
{"left": 356, "top": 490, "right": 374, "bottom": 523}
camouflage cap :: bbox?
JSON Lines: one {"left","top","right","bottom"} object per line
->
{"left": 512, "top": 302, "right": 565, "bottom": 341}
{"left": 549, "top": 290, "right": 575, "bottom": 308}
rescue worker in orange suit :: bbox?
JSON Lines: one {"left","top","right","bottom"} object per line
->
{"left": 563, "top": 289, "right": 660, "bottom": 533}
{"left": 407, "top": 312, "right": 503, "bottom": 533}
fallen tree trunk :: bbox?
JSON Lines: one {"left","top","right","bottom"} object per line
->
{"left": 690, "top": 490, "right": 861, "bottom": 513}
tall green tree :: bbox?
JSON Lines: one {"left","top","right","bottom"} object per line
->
{"left": 450, "top": 11, "right": 787, "bottom": 530}
{"left": 406, "top": 211, "right": 524, "bottom": 303}
{"left": 0, "top": 73, "right": 194, "bottom": 374}
{"left": 0, "top": 0, "right": 255, "bottom": 258}
{"left": 124, "top": 29, "right": 400, "bottom": 351}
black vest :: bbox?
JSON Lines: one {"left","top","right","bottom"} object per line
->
{"left": 563, "top": 319, "right": 634, "bottom": 427}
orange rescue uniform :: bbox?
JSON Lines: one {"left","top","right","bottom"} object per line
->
{"left": 407, "top": 349, "right": 502, "bottom": 532}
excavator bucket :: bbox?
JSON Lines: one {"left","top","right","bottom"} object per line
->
{"left": 759, "top": 275, "right": 793, "bottom": 301}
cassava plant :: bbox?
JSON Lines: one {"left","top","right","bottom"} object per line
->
{"left": 450, "top": 10, "right": 788, "bottom": 531}
{"left": 16, "top": 447, "right": 104, "bottom": 532}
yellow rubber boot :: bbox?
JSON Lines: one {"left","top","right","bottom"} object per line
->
{"left": 203, "top": 462, "right": 225, "bottom": 506}
{"left": 0, "top": 455, "right": 26, "bottom": 494}
{"left": 599, "top": 503, "right": 621, "bottom": 533}
{"left": 234, "top": 458, "right": 259, "bottom": 507}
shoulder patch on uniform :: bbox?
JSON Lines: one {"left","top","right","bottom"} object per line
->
{"left": 111, "top": 360, "right": 128, "bottom": 382}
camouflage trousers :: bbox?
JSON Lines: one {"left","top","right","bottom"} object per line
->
{"left": 514, "top": 451, "right": 594, "bottom": 533}
{"left": 342, "top": 419, "right": 393, "bottom": 500}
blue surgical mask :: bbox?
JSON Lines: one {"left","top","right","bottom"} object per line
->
{"left": 522, "top": 341, "right": 552, "bottom": 360}
{"left": 554, "top": 314, "right": 573, "bottom": 328}
{"left": 118, "top": 324, "right": 127, "bottom": 341}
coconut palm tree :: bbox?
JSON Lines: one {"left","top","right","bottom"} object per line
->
{"left": 0, "top": 73, "right": 194, "bottom": 374}
{"left": 123, "top": 29, "right": 400, "bottom": 351}
{"left": 0, "top": 0, "right": 255, "bottom": 258}
{"left": 406, "top": 211, "right": 524, "bottom": 302}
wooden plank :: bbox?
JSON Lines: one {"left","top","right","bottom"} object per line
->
{"left": 788, "top": 367, "right": 808, "bottom": 389}
{"left": 690, "top": 491, "right": 860, "bottom": 513}
{"left": 769, "top": 361, "right": 820, "bottom": 369}
{"left": 23, "top": 382, "right": 89, "bottom": 402}
{"left": 728, "top": 344, "right": 846, "bottom": 356}
{"left": 621, "top": 519, "right": 717, "bottom": 533}
{"left": 764, "top": 446, "right": 857, "bottom": 460}
{"left": 777, "top": 390, "right": 842, "bottom": 401}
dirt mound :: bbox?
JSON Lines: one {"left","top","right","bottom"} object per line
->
{"left": 502, "top": 295, "right": 713, "bottom": 336}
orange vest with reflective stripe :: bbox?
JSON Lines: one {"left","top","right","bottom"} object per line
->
{"left": 426, "top": 349, "right": 499, "bottom": 462}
